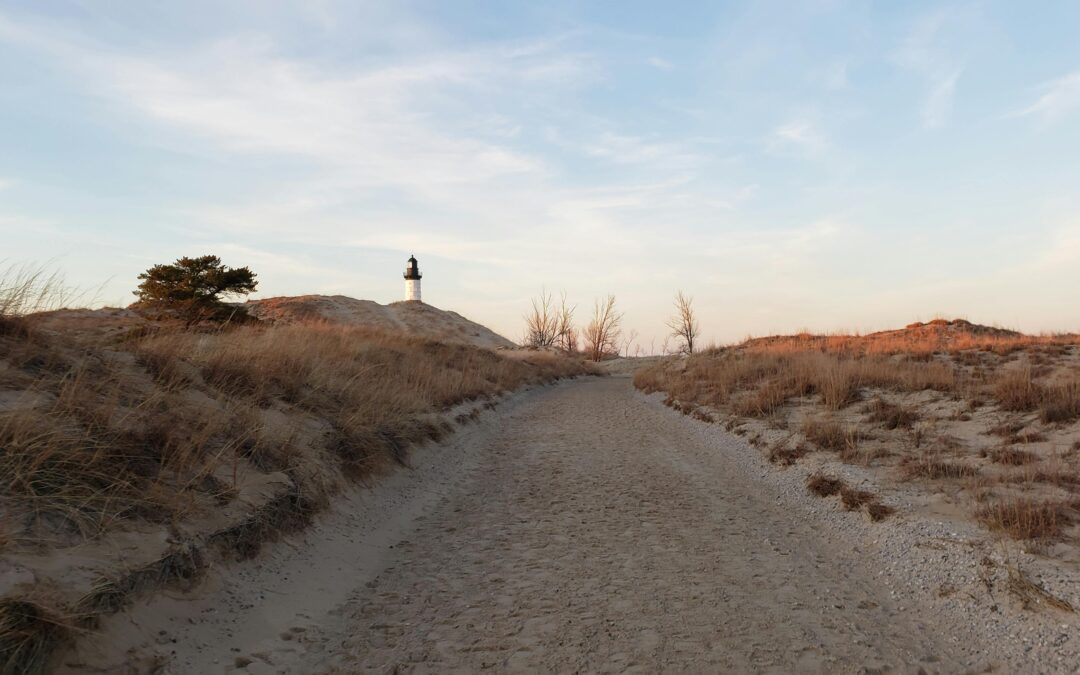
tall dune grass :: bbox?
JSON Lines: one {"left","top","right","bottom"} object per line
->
{"left": 635, "top": 350, "right": 958, "bottom": 415}
{"left": 0, "top": 265, "right": 78, "bottom": 338}
{"left": 0, "top": 317, "right": 590, "bottom": 672}
{"left": 739, "top": 321, "right": 1080, "bottom": 357}
{"left": 1, "top": 322, "right": 589, "bottom": 548}
{"left": 636, "top": 335, "right": 1080, "bottom": 426}
{"left": 635, "top": 327, "right": 1080, "bottom": 548}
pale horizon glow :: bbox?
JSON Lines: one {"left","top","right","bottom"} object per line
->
{"left": 2, "top": 1, "right": 1079, "bottom": 347}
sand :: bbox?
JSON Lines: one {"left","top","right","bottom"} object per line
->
{"left": 61, "top": 375, "right": 1080, "bottom": 673}
{"left": 242, "top": 296, "right": 516, "bottom": 349}
{"left": 29, "top": 298, "right": 515, "bottom": 351}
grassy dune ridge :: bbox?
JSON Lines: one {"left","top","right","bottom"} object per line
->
{"left": 0, "top": 311, "right": 590, "bottom": 673}
{"left": 636, "top": 323, "right": 1080, "bottom": 547}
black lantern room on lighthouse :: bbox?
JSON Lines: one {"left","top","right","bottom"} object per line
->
{"left": 404, "top": 255, "right": 422, "bottom": 302}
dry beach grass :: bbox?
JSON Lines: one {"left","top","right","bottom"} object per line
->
{"left": 0, "top": 276, "right": 589, "bottom": 672}
{"left": 636, "top": 320, "right": 1080, "bottom": 553}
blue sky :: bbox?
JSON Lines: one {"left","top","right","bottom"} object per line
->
{"left": 2, "top": 1, "right": 1080, "bottom": 347}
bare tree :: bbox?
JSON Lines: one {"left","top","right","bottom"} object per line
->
{"left": 622, "top": 328, "right": 639, "bottom": 358}
{"left": 666, "top": 290, "right": 700, "bottom": 354}
{"left": 582, "top": 295, "right": 623, "bottom": 362}
{"left": 523, "top": 288, "right": 559, "bottom": 347}
{"left": 555, "top": 291, "right": 577, "bottom": 352}
{"left": 524, "top": 289, "right": 579, "bottom": 351}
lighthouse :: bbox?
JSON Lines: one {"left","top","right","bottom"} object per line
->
{"left": 404, "top": 255, "right": 422, "bottom": 302}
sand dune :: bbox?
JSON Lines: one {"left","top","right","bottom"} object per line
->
{"left": 243, "top": 295, "right": 516, "bottom": 349}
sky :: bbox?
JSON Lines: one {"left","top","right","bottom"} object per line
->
{"left": 2, "top": 1, "right": 1080, "bottom": 348}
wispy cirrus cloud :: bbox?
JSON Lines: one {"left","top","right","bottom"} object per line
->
{"left": 0, "top": 13, "right": 595, "bottom": 199}
{"left": 810, "top": 61, "right": 849, "bottom": 90}
{"left": 1012, "top": 71, "right": 1080, "bottom": 122}
{"left": 768, "top": 119, "right": 827, "bottom": 155}
{"left": 1033, "top": 221, "right": 1080, "bottom": 269}
{"left": 893, "top": 9, "right": 967, "bottom": 129}
{"left": 7, "top": 3, "right": 1079, "bottom": 342}
{"left": 582, "top": 132, "right": 701, "bottom": 169}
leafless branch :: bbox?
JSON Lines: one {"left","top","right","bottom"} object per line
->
{"left": 582, "top": 295, "right": 623, "bottom": 362}
{"left": 665, "top": 290, "right": 699, "bottom": 355}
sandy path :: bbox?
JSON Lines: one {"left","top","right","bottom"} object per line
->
{"left": 295, "top": 377, "right": 959, "bottom": 673}
{"left": 71, "top": 376, "right": 984, "bottom": 673}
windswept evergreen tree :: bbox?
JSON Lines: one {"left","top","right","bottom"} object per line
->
{"left": 133, "top": 255, "right": 257, "bottom": 323}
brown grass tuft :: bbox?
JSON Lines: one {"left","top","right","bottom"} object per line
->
{"left": 865, "top": 397, "right": 919, "bottom": 429}
{"left": 1007, "top": 566, "right": 1075, "bottom": 613}
{"left": 79, "top": 545, "right": 204, "bottom": 617}
{"left": 900, "top": 455, "right": 978, "bottom": 480}
{"left": 976, "top": 498, "right": 1077, "bottom": 541}
{"left": 768, "top": 441, "right": 811, "bottom": 466}
{"left": 987, "top": 446, "right": 1037, "bottom": 465}
{"left": 839, "top": 486, "right": 875, "bottom": 510}
{"left": 805, "top": 474, "right": 894, "bottom": 521}
{"left": 806, "top": 474, "right": 843, "bottom": 497}
{"left": 994, "top": 369, "right": 1045, "bottom": 412}
{"left": 1040, "top": 380, "right": 1080, "bottom": 424}
{"left": 0, "top": 598, "right": 69, "bottom": 675}
{"left": 802, "top": 416, "right": 861, "bottom": 455}
{"left": 731, "top": 381, "right": 791, "bottom": 417}
{"left": 866, "top": 501, "right": 896, "bottom": 522}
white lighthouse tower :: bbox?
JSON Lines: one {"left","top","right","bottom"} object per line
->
{"left": 404, "top": 255, "right": 422, "bottom": 302}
